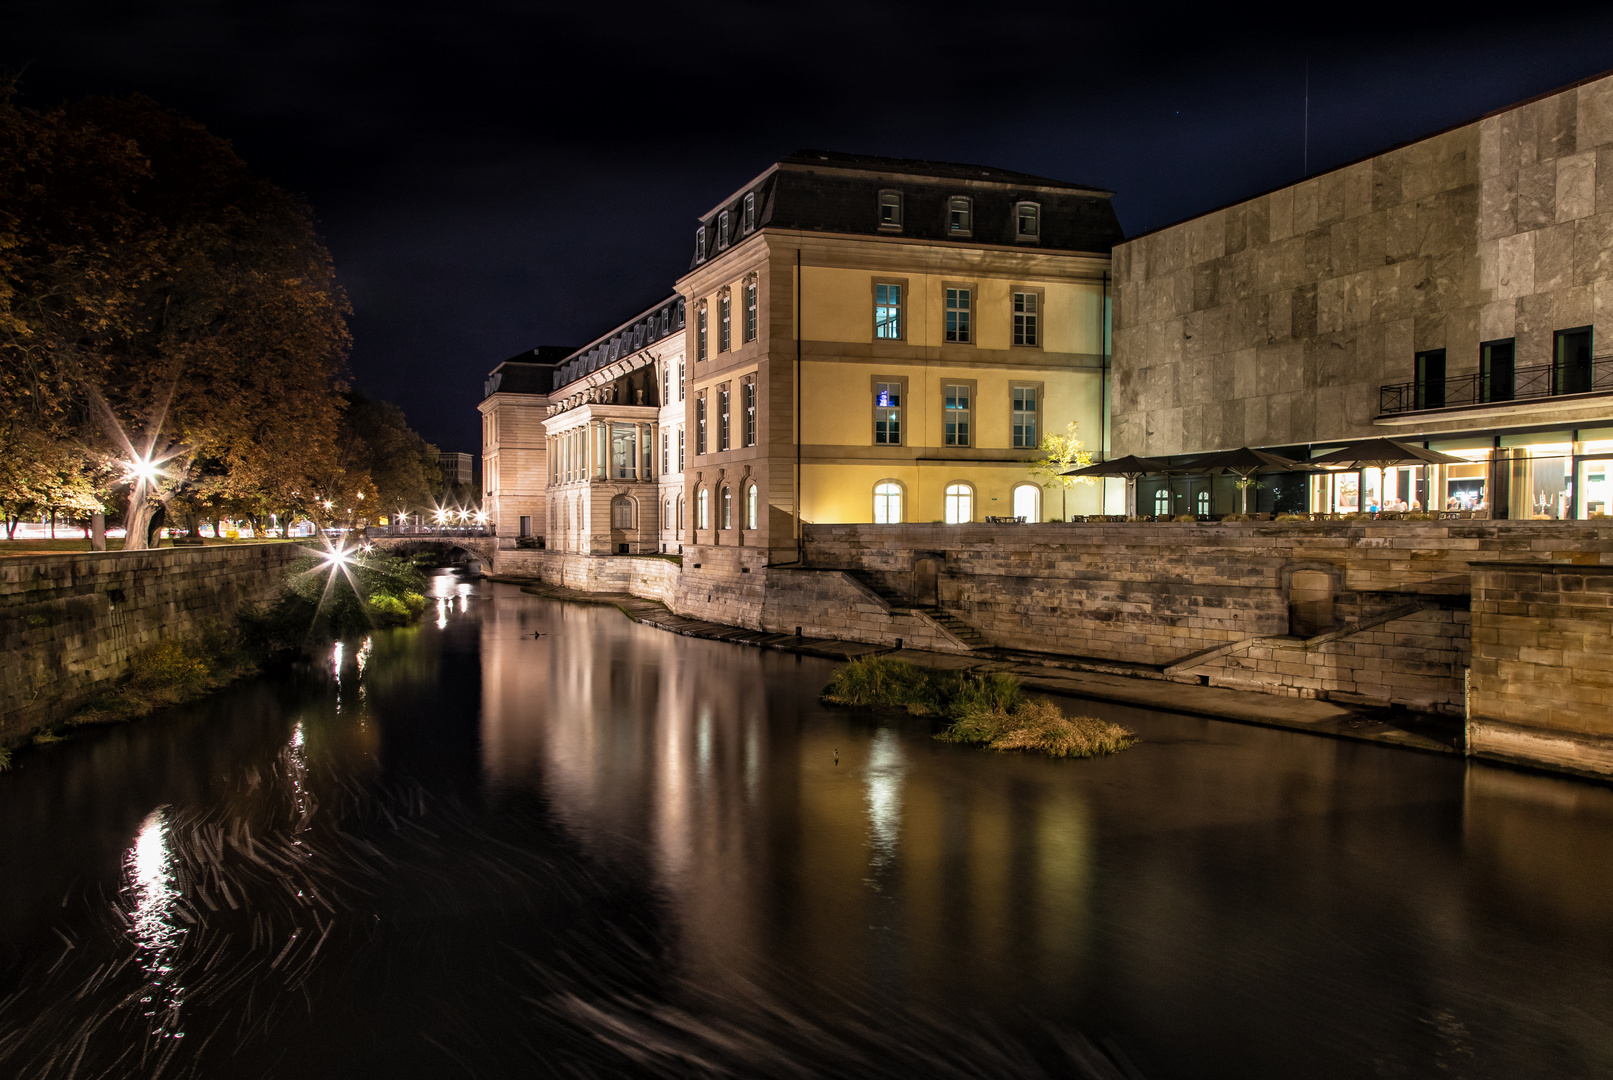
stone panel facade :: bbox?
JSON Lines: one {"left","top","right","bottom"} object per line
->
{"left": 1, "top": 544, "right": 301, "bottom": 737}
{"left": 1111, "top": 71, "right": 1613, "bottom": 455}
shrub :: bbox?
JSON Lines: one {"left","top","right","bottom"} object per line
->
{"left": 131, "top": 639, "right": 212, "bottom": 691}
{"left": 0, "top": 746, "right": 11, "bottom": 772}
{"left": 822, "top": 658, "right": 1134, "bottom": 759}
{"left": 1172, "top": 514, "right": 1197, "bottom": 523}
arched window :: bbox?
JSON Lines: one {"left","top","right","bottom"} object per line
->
{"left": 873, "top": 481, "right": 903, "bottom": 524}
{"left": 1012, "top": 483, "right": 1040, "bottom": 522}
{"left": 677, "top": 495, "right": 685, "bottom": 533}
{"left": 611, "top": 495, "right": 634, "bottom": 530}
{"left": 1154, "top": 489, "right": 1170, "bottom": 516}
{"left": 943, "top": 483, "right": 973, "bottom": 524}
{"left": 665, "top": 498, "right": 673, "bottom": 531}
{"left": 721, "top": 486, "right": 732, "bottom": 529}
{"left": 697, "top": 487, "right": 709, "bottom": 530}
{"left": 1196, "top": 490, "right": 1211, "bottom": 516}
{"left": 745, "top": 483, "right": 759, "bottom": 530}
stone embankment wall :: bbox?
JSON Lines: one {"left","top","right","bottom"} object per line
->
{"left": 1467, "top": 563, "right": 1613, "bottom": 780}
{"left": 1, "top": 544, "right": 301, "bottom": 738}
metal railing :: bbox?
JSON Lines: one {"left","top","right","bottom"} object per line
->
{"left": 1380, "top": 354, "right": 1613, "bottom": 414}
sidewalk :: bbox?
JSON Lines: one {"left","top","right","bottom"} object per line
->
{"left": 491, "top": 576, "right": 1464, "bottom": 757}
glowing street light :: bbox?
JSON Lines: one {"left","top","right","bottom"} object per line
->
{"left": 123, "top": 456, "right": 160, "bottom": 487}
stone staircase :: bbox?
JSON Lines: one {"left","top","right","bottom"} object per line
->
{"left": 845, "top": 570, "right": 987, "bottom": 650}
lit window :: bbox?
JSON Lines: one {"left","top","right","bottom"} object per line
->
{"left": 743, "top": 379, "right": 756, "bottom": 446}
{"left": 875, "top": 283, "right": 901, "bottom": 340}
{"left": 1013, "top": 291, "right": 1039, "bottom": 347}
{"left": 720, "top": 295, "right": 731, "bottom": 352}
{"left": 677, "top": 495, "right": 685, "bottom": 532}
{"left": 944, "top": 483, "right": 973, "bottom": 524}
{"left": 678, "top": 359, "right": 685, "bottom": 400}
{"left": 1011, "top": 386, "right": 1038, "bottom": 448}
{"left": 696, "top": 395, "right": 707, "bottom": 454}
{"left": 695, "top": 227, "right": 707, "bottom": 262}
{"left": 662, "top": 430, "right": 670, "bottom": 473}
{"left": 677, "top": 427, "right": 685, "bottom": 470}
{"left": 1015, "top": 202, "right": 1040, "bottom": 240}
{"left": 1012, "top": 484, "right": 1040, "bottom": 521}
{"left": 1196, "top": 490, "right": 1211, "bottom": 516}
{"left": 746, "top": 483, "right": 758, "bottom": 529}
{"left": 945, "top": 288, "right": 970, "bottom": 343}
{"left": 721, "top": 486, "right": 732, "bottom": 529}
{"left": 697, "top": 306, "right": 707, "bottom": 361}
{"left": 611, "top": 496, "right": 634, "bottom": 529}
{"left": 744, "top": 282, "right": 757, "bottom": 342}
{"left": 718, "top": 211, "right": 730, "bottom": 249}
{"left": 697, "top": 487, "right": 709, "bottom": 529}
{"left": 948, "top": 196, "right": 972, "bottom": 234}
{"left": 874, "top": 481, "right": 902, "bottom": 524}
{"left": 610, "top": 425, "right": 637, "bottom": 479}
{"left": 874, "top": 381, "right": 901, "bottom": 445}
{"left": 878, "top": 190, "right": 902, "bottom": 229}
{"left": 718, "top": 388, "right": 730, "bottom": 451}
{"left": 743, "top": 191, "right": 756, "bottom": 233}
{"left": 944, "top": 383, "right": 970, "bottom": 447}
{"left": 1154, "top": 489, "right": 1170, "bottom": 516}
{"left": 665, "top": 498, "right": 672, "bottom": 530}
{"left": 661, "top": 363, "right": 669, "bottom": 404}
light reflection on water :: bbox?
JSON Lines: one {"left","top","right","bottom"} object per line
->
{"left": 0, "top": 574, "right": 1610, "bottom": 1079}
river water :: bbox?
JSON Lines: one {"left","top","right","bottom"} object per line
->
{"left": 2, "top": 572, "right": 1611, "bottom": 1078}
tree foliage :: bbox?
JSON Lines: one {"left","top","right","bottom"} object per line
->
{"left": 0, "top": 85, "right": 352, "bottom": 545}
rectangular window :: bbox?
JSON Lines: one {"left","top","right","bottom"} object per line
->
{"left": 696, "top": 396, "right": 707, "bottom": 455}
{"left": 720, "top": 296, "right": 731, "bottom": 352}
{"left": 1013, "top": 291, "right": 1039, "bottom": 347}
{"left": 697, "top": 308, "right": 707, "bottom": 361}
{"left": 1415, "top": 348, "right": 1447, "bottom": 409}
{"left": 1555, "top": 326, "right": 1594, "bottom": 395}
{"left": 744, "top": 379, "right": 757, "bottom": 446}
{"left": 743, "top": 191, "right": 755, "bottom": 233}
{"left": 1012, "top": 386, "right": 1039, "bottom": 448}
{"left": 874, "top": 381, "right": 901, "bottom": 445}
{"left": 744, "top": 282, "right": 757, "bottom": 342}
{"left": 948, "top": 196, "right": 972, "bottom": 234}
{"left": 678, "top": 359, "right": 685, "bottom": 400}
{"left": 878, "top": 190, "right": 902, "bottom": 229}
{"left": 1481, "top": 339, "right": 1515, "bottom": 403}
{"left": 662, "top": 431, "right": 670, "bottom": 473}
{"left": 610, "top": 425, "right": 636, "bottom": 480}
{"left": 718, "top": 211, "right": 730, "bottom": 249}
{"left": 944, "top": 383, "right": 971, "bottom": 447}
{"left": 875, "top": 283, "right": 902, "bottom": 340}
{"left": 945, "top": 287, "right": 971, "bottom": 344}
{"left": 677, "top": 428, "right": 685, "bottom": 470}
{"left": 1016, "top": 202, "right": 1040, "bottom": 240}
{"left": 718, "top": 387, "right": 731, "bottom": 451}
{"left": 695, "top": 228, "right": 706, "bottom": 262}
{"left": 661, "top": 363, "right": 669, "bottom": 405}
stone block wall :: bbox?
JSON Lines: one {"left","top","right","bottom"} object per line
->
{"left": 0, "top": 544, "right": 302, "bottom": 738}
{"left": 1468, "top": 562, "right": 1613, "bottom": 778}
{"left": 494, "top": 548, "right": 681, "bottom": 606}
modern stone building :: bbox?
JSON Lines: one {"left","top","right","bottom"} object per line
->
{"left": 1111, "top": 70, "right": 1613, "bottom": 521}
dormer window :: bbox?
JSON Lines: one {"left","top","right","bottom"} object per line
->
{"left": 718, "top": 211, "right": 730, "bottom": 249}
{"left": 695, "top": 227, "right": 707, "bottom": 263}
{"left": 1015, "top": 201, "right": 1041, "bottom": 241}
{"left": 878, "top": 190, "right": 902, "bottom": 230}
{"left": 948, "top": 196, "right": 972, "bottom": 235}
{"left": 743, "top": 191, "right": 756, "bottom": 233}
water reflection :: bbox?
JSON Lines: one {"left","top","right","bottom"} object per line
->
{"left": 0, "top": 577, "right": 1609, "bottom": 1079}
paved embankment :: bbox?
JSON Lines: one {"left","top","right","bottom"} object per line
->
{"left": 494, "top": 576, "right": 1462, "bottom": 758}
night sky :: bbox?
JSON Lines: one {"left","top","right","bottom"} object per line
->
{"left": 9, "top": 3, "right": 1613, "bottom": 453}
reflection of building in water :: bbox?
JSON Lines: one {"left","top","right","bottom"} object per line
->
{"left": 477, "top": 594, "right": 1097, "bottom": 997}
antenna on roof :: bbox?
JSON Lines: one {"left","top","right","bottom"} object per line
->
{"left": 1303, "top": 58, "right": 1310, "bottom": 177}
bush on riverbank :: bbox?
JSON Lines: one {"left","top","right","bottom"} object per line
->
{"left": 821, "top": 656, "right": 1135, "bottom": 759}
{"left": 70, "top": 634, "right": 255, "bottom": 728}
{"left": 243, "top": 551, "right": 427, "bottom": 651}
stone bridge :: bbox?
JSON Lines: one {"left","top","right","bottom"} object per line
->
{"left": 366, "top": 534, "right": 501, "bottom": 569}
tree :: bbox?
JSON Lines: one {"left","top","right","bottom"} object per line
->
{"left": 0, "top": 87, "right": 350, "bottom": 548}
{"left": 1027, "top": 421, "right": 1095, "bottom": 522}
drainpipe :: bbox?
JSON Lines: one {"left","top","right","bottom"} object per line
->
{"left": 1101, "top": 268, "right": 1112, "bottom": 513}
{"left": 769, "top": 246, "right": 806, "bottom": 568}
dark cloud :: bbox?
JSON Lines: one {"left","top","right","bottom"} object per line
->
{"left": 8, "top": 2, "right": 1613, "bottom": 449}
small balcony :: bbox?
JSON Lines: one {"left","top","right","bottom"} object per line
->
{"left": 1379, "top": 354, "right": 1613, "bottom": 416}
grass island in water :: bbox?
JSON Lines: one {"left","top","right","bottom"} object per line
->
{"left": 821, "top": 656, "right": 1135, "bottom": 759}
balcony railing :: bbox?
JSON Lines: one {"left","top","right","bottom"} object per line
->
{"left": 1380, "top": 354, "right": 1613, "bottom": 415}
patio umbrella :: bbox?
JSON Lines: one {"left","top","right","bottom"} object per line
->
{"left": 1305, "top": 439, "right": 1468, "bottom": 513}
{"left": 1180, "top": 447, "right": 1316, "bottom": 514}
{"left": 1063, "top": 454, "right": 1176, "bottom": 518}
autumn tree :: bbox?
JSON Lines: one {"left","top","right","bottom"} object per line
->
{"left": 1027, "top": 421, "right": 1095, "bottom": 521}
{"left": 0, "top": 87, "right": 350, "bottom": 548}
